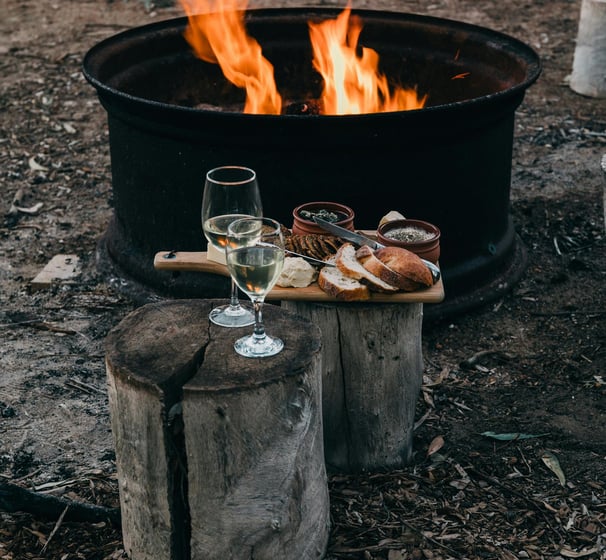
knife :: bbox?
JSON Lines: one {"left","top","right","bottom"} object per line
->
{"left": 312, "top": 216, "right": 386, "bottom": 250}
{"left": 285, "top": 249, "right": 335, "bottom": 267}
{"left": 312, "top": 216, "right": 441, "bottom": 283}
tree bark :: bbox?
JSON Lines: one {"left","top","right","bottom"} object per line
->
{"left": 282, "top": 301, "right": 424, "bottom": 472}
{"left": 570, "top": 0, "right": 606, "bottom": 97}
{"left": 105, "top": 299, "right": 329, "bottom": 560}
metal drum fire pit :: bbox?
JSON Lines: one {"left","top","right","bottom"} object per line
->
{"left": 82, "top": 7, "right": 541, "bottom": 318}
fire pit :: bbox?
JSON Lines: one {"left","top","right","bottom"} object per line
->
{"left": 82, "top": 7, "right": 541, "bottom": 318}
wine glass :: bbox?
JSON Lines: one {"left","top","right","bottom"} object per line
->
{"left": 225, "top": 217, "right": 285, "bottom": 357}
{"left": 202, "top": 165, "right": 263, "bottom": 327}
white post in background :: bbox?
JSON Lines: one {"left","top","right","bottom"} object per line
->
{"left": 570, "top": 0, "right": 606, "bottom": 97}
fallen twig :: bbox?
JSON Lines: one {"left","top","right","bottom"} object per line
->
{"left": 0, "top": 480, "right": 120, "bottom": 526}
{"left": 41, "top": 505, "right": 69, "bottom": 553}
{"left": 65, "top": 378, "right": 106, "bottom": 395}
{"left": 460, "top": 349, "right": 516, "bottom": 369}
{"left": 0, "top": 318, "right": 85, "bottom": 337}
{"left": 0, "top": 224, "right": 43, "bottom": 232}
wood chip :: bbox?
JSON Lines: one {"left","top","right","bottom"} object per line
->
{"left": 30, "top": 254, "right": 80, "bottom": 290}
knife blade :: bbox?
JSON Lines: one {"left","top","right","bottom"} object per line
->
{"left": 285, "top": 249, "right": 335, "bottom": 267}
{"left": 312, "top": 216, "right": 441, "bottom": 283}
{"left": 312, "top": 217, "right": 386, "bottom": 250}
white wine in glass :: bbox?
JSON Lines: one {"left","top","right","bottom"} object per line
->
{"left": 226, "top": 217, "right": 285, "bottom": 357}
{"left": 202, "top": 165, "right": 263, "bottom": 327}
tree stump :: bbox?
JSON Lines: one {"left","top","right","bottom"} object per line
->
{"left": 105, "top": 299, "right": 329, "bottom": 560}
{"left": 282, "top": 300, "right": 424, "bottom": 473}
{"left": 570, "top": 0, "right": 606, "bottom": 97}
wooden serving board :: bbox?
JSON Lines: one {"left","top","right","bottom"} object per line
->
{"left": 154, "top": 251, "right": 445, "bottom": 304}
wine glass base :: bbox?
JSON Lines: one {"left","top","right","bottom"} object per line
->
{"left": 209, "top": 304, "right": 255, "bottom": 327}
{"left": 234, "top": 334, "right": 284, "bottom": 357}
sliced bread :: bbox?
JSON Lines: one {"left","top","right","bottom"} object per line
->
{"left": 335, "top": 243, "right": 398, "bottom": 293}
{"left": 355, "top": 245, "right": 415, "bottom": 291}
{"left": 317, "top": 265, "right": 370, "bottom": 301}
{"left": 355, "top": 245, "right": 425, "bottom": 291}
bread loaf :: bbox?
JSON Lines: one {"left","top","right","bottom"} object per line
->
{"left": 355, "top": 245, "right": 417, "bottom": 291}
{"left": 373, "top": 246, "right": 433, "bottom": 289}
{"left": 355, "top": 245, "right": 424, "bottom": 291}
{"left": 335, "top": 243, "right": 399, "bottom": 293}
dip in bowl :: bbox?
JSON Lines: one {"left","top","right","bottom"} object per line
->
{"left": 292, "top": 201, "right": 355, "bottom": 235}
{"left": 377, "top": 218, "right": 441, "bottom": 263}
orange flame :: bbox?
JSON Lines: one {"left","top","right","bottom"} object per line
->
{"left": 179, "top": 0, "right": 426, "bottom": 115}
{"left": 179, "top": 0, "right": 282, "bottom": 114}
{"left": 309, "top": 5, "right": 427, "bottom": 114}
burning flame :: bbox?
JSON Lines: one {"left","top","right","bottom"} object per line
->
{"left": 180, "top": 0, "right": 282, "bottom": 114}
{"left": 179, "top": 0, "right": 427, "bottom": 115}
{"left": 309, "top": 5, "right": 427, "bottom": 114}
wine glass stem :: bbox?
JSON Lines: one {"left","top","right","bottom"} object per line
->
{"left": 229, "top": 278, "right": 241, "bottom": 310}
{"left": 252, "top": 300, "right": 267, "bottom": 341}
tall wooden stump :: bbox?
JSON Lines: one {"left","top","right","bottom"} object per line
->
{"left": 105, "top": 299, "right": 329, "bottom": 560}
{"left": 570, "top": 0, "right": 606, "bottom": 97}
{"left": 282, "top": 300, "right": 424, "bottom": 473}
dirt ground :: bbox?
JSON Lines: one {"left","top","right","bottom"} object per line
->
{"left": 1, "top": 0, "right": 605, "bottom": 558}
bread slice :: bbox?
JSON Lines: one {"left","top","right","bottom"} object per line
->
{"left": 335, "top": 243, "right": 398, "bottom": 293}
{"left": 317, "top": 265, "right": 370, "bottom": 301}
{"left": 355, "top": 245, "right": 414, "bottom": 291}
{"left": 355, "top": 245, "right": 422, "bottom": 291}
{"left": 374, "top": 246, "right": 433, "bottom": 290}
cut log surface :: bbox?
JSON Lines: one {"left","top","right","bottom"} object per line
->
{"left": 282, "top": 300, "right": 424, "bottom": 472}
{"left": 105, "top": 299, "right": 329, "bottom": 560}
